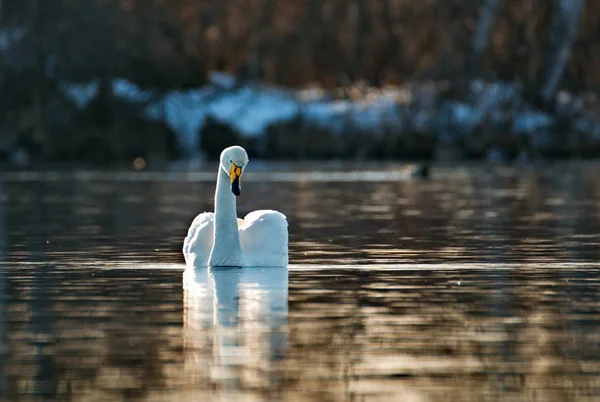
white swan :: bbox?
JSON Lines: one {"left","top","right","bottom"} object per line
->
{"left": 183, "top": 146, "right": 288, "bottom": 267}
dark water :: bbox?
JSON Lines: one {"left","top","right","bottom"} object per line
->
{"left": 0, "top": 163, "right": 599, "bottom": 401}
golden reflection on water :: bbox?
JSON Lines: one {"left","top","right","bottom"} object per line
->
{"left": 285, "top": 265, "right": 600, "bottom": 401}
{"left": 183, "top": 267, "right": 288, "bottom": 399}
{"left": 1, "top": 164, "right": 600, "bottom": 400}
{"left": 0, "top": 263, "right": 599, "bottom": 401}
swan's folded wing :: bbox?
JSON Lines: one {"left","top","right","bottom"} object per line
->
{"left": 239, "top": 210, "right": 288, "bottom": 267}
{"left": 182, "top": 212, "right": 214, "bottom": 267}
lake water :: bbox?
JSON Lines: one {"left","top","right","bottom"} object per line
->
{"left": 0, "top": 162, "right": 599, "bottom": 401}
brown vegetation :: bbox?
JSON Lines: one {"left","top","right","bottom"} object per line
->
{"left": 0, "top": 0, "right": 598, "bottom": 163}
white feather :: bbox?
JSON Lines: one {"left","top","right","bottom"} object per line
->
{"left": 240, "top": 210, "right": 289, "bottom": 267}
{"left": 182, "top": 146, "right": 289, "bottom": 267}
{"left": 182, "top": 212, "right": 214, "bottom": 267}
{"left": 183, "top": 210, "right": 288, "bottom": 267}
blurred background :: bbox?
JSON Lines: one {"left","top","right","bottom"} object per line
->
{"left": 0, "top": 0, "right": 598, "bottom": 167}
{"left": 3, "top": 3, "right": 600, "bottom": 400}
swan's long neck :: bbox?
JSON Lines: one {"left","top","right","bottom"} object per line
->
{"left": 209, "top": 167, "right": 243, "bottom": 266}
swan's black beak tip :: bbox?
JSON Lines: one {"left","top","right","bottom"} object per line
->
{"left": 232, "top": 180, "right": 241, "bottom": 196}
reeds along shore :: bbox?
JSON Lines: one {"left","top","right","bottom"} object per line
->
{"left": 0, "top": 0, "right": 597, "bottom": 164}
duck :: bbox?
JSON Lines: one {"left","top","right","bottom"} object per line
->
{"left": 183, "top": 146, "right": 288, "bottom": 267}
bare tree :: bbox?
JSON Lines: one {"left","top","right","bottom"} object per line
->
{"left": 539, "top": 0, "right": 585, "bottom": 101}
{"left": 469, "top": 0, "right": 501, "bottom": 76}
{"left": 352, "top": 0, "right": 371, "bottom": 82}
{"left": 378, "top": 0, "right": 404, "bottom": 84}
{"left": 249, "top": 0, "right": 275, "bottom": 81}
{"left": 29, "top": 0, "right": 47, "bottom": 156}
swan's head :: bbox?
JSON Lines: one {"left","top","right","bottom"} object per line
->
{"left": 220, "top": 146, "right": 249, "bottom": 196}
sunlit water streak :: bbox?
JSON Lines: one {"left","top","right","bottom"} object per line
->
{"left": 1, "top": 262, "right": 598, "bottom": 401}
{"left": 0, "top": 163, "right": 600, "bottom": 401}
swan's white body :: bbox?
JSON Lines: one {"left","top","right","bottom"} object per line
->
{"left": 183, "top": 146, "right": 288, "bottom": 267}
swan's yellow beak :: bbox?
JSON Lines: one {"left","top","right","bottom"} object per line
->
{"left": 230, "top": 163, "right": 243, "bottom": 196}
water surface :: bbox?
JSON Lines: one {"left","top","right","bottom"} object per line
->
{"left": 0, "top": 162, "right": 599, "bottom": 401}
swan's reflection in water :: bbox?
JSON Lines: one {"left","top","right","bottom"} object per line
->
{"left": 183, "top": 266, "right": 288, "bottom": 391}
